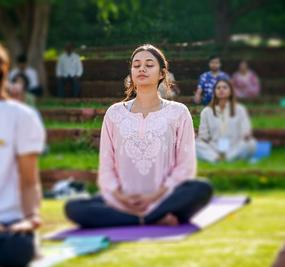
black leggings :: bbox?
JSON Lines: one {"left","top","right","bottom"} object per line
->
{"left": 65, "top": 180, "right": 213, "bottom": 228}
{"left": 0, "top": 231, "right": 34, "bottom": 267}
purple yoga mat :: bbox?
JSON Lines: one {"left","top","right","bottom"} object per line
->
{"left": 50, "top": 224, "right": 200, "bottom": 242}
{"left": 48, "top": 195, "right": 249, "bottom": 242}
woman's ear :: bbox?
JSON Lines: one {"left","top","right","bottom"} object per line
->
{"left": 160, "top": 69, "right": 166, "bottom": 80}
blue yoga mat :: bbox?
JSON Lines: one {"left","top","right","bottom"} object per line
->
{"left": 251, "top": 141, "right": 272, "bottom": 161}
{"left": 31, "top": 236, "right": 109, "bottom": 267}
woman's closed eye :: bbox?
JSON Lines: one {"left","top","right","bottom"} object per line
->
{"left": 133, "top": 64, "right": 154, "bottom": 68}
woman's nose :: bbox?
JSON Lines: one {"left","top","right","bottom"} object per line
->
{"left": 138, "top": 65, "right": 146, "bottom": 72}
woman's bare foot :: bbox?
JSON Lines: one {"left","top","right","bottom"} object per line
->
{"left": 156, "top": 213, "right": 179, "bottom": 226}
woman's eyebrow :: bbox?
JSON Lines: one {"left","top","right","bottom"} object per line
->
{"left": 133, "top": 58, "right": 155, "bottom": 63}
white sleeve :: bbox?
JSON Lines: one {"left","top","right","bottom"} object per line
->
{"left": 9, "top": 69, "right": 18, "bottom": 81}
{"left": 76, "top": 56, "right": 83, "bottom": 77}
{"left": 198, "top": 108, "right": 211, "bottom": 141}
{"left": 56, "top": 56, "right": 63, "bottom": 77}
{"left": 239, "top": 105, "right": 252, "bottom": 137}
{"left": 27, "top": 68, "right": 39, "bottom": 88}
{"left": 15, "top": 108, "right": 46, "bottom": 155}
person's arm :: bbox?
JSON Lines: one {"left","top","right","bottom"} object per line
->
{"left": 98, "top": 112, "right": 120, "bottom": 193}
{"left": 194, "top": 87, "right": 202, "bottom": 104}
{"left": 163, "top": 107, "right": 197, "bottom": 191}
{"left": 9, "top": 153, "right": 42, "bottom": 232}
{"left": 0, "top": 224, "right": 5, "bottom": 232}
{"left": 9, "top": 107, "right": 45, "bottom": 232}
{"left": 76, "top": 55, "right": 83, "bottom": 77}
{"left": 194, "top": 74, "right": 204, "bottom": 104}
{"left": 98, "top": 112, "right": 145, "bottom": 214}
{"left": 198, "top": 108, "right": 211, "bottom": 142}
{"left": 239, "top": 105, "right": 253, "bottom": 140}
{"left": 56, "top": 56, "right": 63, "bottom": 77}
{"left": 29, "top": 68, "right": 39, "bottom": 88}
{"left": 250, "top": 72, "right": 261, "bottom": 97}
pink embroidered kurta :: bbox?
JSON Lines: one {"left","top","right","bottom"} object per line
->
{"left": 232, "top": 70, "right": 261, "bottom": 98}
{"left": 98, "top": 100, "right": 197, "bottom": 215}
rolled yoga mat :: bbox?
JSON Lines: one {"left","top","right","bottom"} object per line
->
{"left": 47, "top": 195, "right": 250, "bottom": 242}
{"left": 31, "top": 236, "right": 109, "bottom": 267}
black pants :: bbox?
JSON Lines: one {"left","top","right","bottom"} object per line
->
{"left": 57, "top": 77, "right": 80, "bottom": 98}
{"left": 0, "top": 231, "right": 34, "bottom": 267}
{"left": 65, "top": 180, "right": 213, "bottom": 228}
{"left": 29, "top": 86, "right": 43, "bottom": 97}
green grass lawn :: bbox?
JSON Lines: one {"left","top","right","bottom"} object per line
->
{"left": 251, "top": 115, "right": 285, "bottom": 129}
{"left": 41, "top": 191, "right": 285, "bottom": 267}
{"left": 43, "top": 114, "right": 285, "bottom": 130}
{"left": 40, "top": 142, "right": 285, "bottom": 173}
{"left": 199, "top": 148, "right": 285, "bottom": 172}
{"left": 44, "top": 117, "right": 103, "bottom": 129}
{"left": 40, "top": 141, "right": 99, "bottom": 170}
{"left": 37, "top": 99, "right": 110, "bottom": 109}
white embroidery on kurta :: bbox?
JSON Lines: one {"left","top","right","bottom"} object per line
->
{"left": 107, "top": 103, "right": 186, "bottom": 175}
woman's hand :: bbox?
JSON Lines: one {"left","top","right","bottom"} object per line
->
{"left": 8, "top": 217, "right": 42, "bottom": 233}
{"left": 0, "top": 223, "right": 6, "bottom": 232}
{"left": 113, "top": 189, "right": 145, "bottom": 214}
{"left": 113, "top": 187, "right": 167, "bottom": 215}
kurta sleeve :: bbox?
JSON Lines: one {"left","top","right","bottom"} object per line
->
{"left": 250, "top": 72, "right": 260, "bottom": 96}
{"left": 164, "top": 107, "right": 197, "bottom": 190}
{"left": 239, "top": 105, "right": 252, "bottom": 137}
{"left": 198, "top": 108, "right": 211, "bottom": 141}
{"left": 98, "top": 112, "right": 120, "bottom": 193}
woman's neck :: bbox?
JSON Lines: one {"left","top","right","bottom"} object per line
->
{"left": 218, "top": 99, "right": 228, "bottom": 111}
{"left": 135, "top": 86, "right": 161, "bottom": 108}
{"left": 240, "top": 69, "right": 248, "bottom": 75}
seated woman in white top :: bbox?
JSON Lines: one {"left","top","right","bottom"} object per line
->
{"left": 0, "top": 44, "right": 45, "bottom": 267}
{"left": 65, "top": 44, "right": 213, "bottom": 228}
{"left": 196, "top": 79, "right": 256, "bottom": 163}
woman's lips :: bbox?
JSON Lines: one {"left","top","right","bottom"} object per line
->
{"left": 137, "top": 75, "right": 148, "bottom": 79}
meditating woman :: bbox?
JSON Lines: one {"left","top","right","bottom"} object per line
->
{"left": 196, "top": 79, "right": 256, "bottom": 163}
{"left": 65, "top": 44, "right": 213, "bottom": 228}
{"left": 232, "top": 60, "right": 261, "bottom": 99}
{"left": 0, "top": 44, "right": 45, "bottom": 267}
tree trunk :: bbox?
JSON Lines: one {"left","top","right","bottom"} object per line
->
{"left": 212, "top": 0, "right": 231, "bottom": 45}
{"left": 0, "top": 0, "right": 51, "bottom": 94}
{"left": 28, "top": 1, "right": 51, "bottom": 96}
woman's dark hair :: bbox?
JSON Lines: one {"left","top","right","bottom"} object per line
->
{"left": 0, "top": 44, "right": 10, "bottom": 99}
{"left": 210, "top": 79, "right": 236, "bottom": 117}
{"left": 124, "top": 44, "right": 171, "bottom": 101}
{"left": 12, "top": 73, "right": 30, "bottom": 91}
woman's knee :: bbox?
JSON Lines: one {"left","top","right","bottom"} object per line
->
{"left": 0, "top": 233, "right": 34, "bottom": 267}
{"left": 182, "top": 179, "right": 214, "bottom": 199}
{"left": 64, "top": 199, "right": 83, "bottom": 222}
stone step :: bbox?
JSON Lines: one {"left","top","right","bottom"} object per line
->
{"left": 47, "top": 128, "right": 285, "bottom": 147}
{"left": 46, "top": 79, "right": 285, "bottom": 97}
{"left": 40, "top": 106, "right": 285, "bottom": 122}
{"left": 40, "top": 168, "right": 285, "bottom": 189}
{"left": 46, "top": 58, "right": 285, "bottom": 81}
{"left": 38, "top": 95, "right": 283, "bottom": 107}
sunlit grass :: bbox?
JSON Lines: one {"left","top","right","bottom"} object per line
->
{"left": 40, "top": 191, "right": 285, "bottom": 267}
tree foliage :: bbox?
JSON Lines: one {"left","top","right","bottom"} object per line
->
{"left": 47, "top": 0, "right": 285, "bottom": 48}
